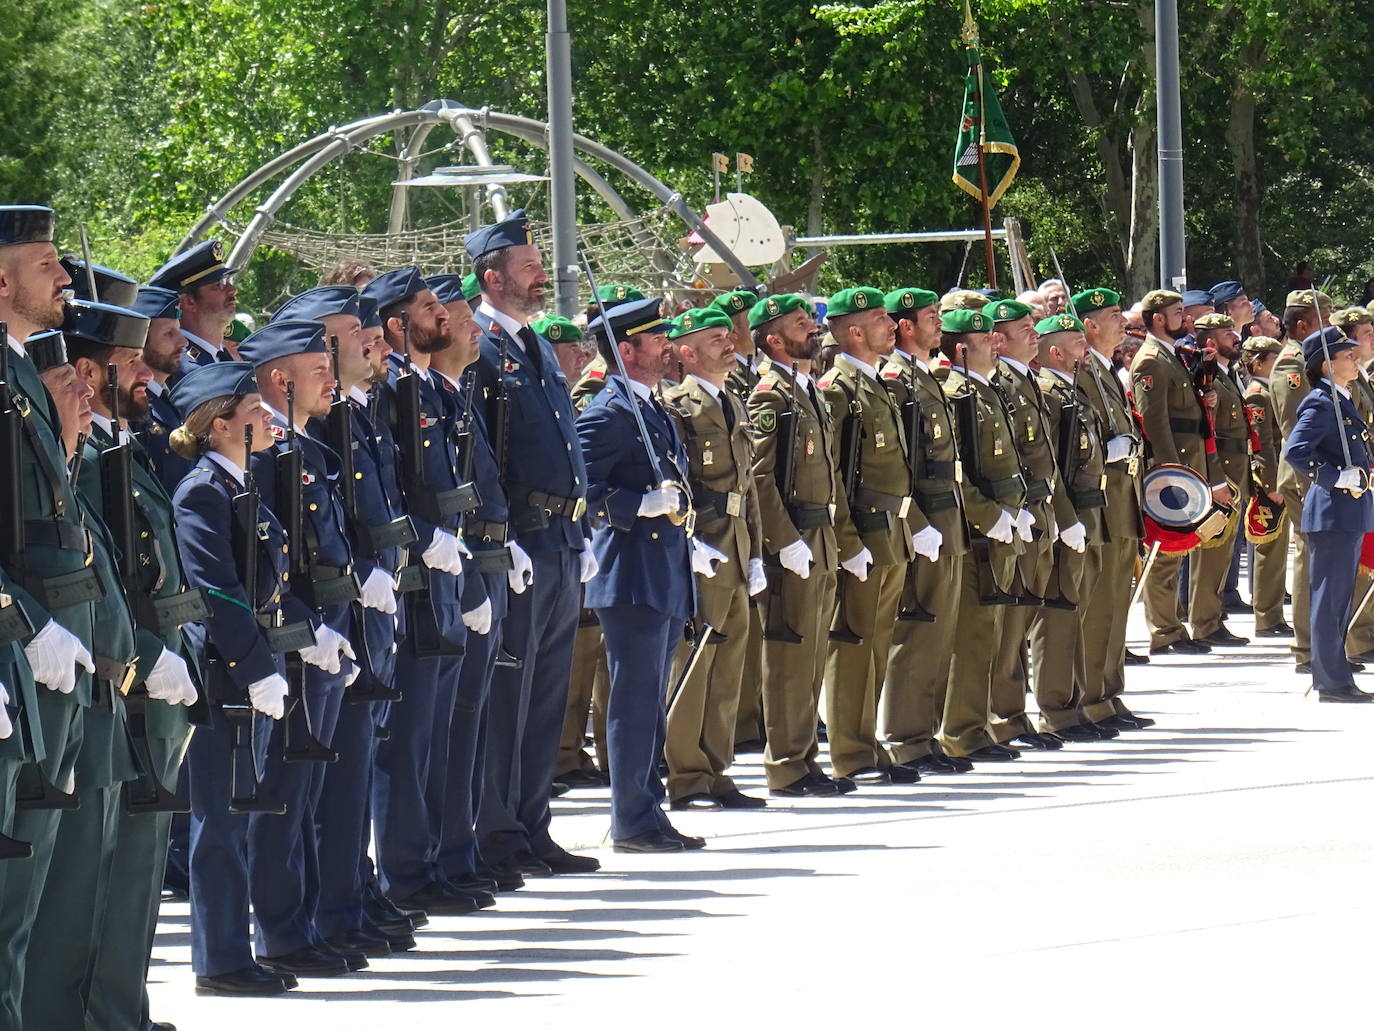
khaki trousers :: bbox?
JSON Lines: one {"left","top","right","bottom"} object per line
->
{"left": 1031, "top": 544, "right": 1090, "bottom": 731}
{"left": 823, "top": 564, "right": 903, "bottom": 777}
{"left": 989, "top": 529, "right": 1052, "bottom": 744}
{"left": 1251, "top": 521, "right": 1290, "bottom": 631}
{"left": 1143, "top": 549, "right": 1188, "bottom": 649}
{"left": 938, "top": 551, "right": 1005, "bottom": 757}
{"left": 1345, "top": 567, "right": 1374, "bottom": 659}
{"left": 761, "top": 567, "right": 837, "bottom": 788}
{"left": 557, "top": 620, "right": 608, "bottom": 775}
{"left": 733, "top": 604, "right": 765, "bottom": 748}
{"left": 1280, "top": 485, "right": 1311, "bottom": 663}
{"left": 665, "top": 575, "right": 751, "bottom": 800}
{"left": 1081, "top": 536, "right": 1137, "bottom": 721}
{"left": 1189, "top": 512, "right": 1240, "bottom": 639}
{"left": 881, "top": 552, "right": 962, "bottom": 763}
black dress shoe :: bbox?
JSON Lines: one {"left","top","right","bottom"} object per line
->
{"left": 769, "top": 772, "right": 840, "bottom": 798}
{"left": 482, "top": 859, "right": 526, "bottom": 892}
{"left": 613, "top": 830, "right": 685, "bottom": 853}
{"left": 1112, "top": 711, "right": 1157, "bottom": 729}
{"left": 671, "top": 793, "right": 724, "bottom": 811}
{"left": 1091, "top": 719, "right": 1122, "bottom": 739}
{"left": 366, "top": 892, "right": 428, "bottom": 930}
{"left": 537, "top": 846, "right": 601, "bottom": 874}
{"left": 1150, "top": 637, "right": 1211, "bottom": 655}
{"left": 391, "top": 883, "right": 479, "bottom": 916}
{"left": 912, "top": 754, "right": 960, "bottom": 775}
{"left": 160, "top": 887, "right": 189, "bottom": 903}
{"left": 362, "top": 917, "right": 416, "bottom": 953}
{"left": 256, "top": 945, "right": 350, "bottom": 978}
{"left": 968, "top": 744, "right": 1020, "bottom": 761}
{"left": 326, "top": 928, "right": 391, "bottom": 958}
{"left": 316, "top": 941, "right": 368, "bottom": 971}
{"left": 549, "top": 780, "right": 572, "bottom": 797}
{"left": 667, "top": 827, "right": 707, "bottom": 850}
{"left": 1199, "top": 626, "right": 1249, "bottom": 647}
{"left": 1222, "top": 593, "right": 1249, "bottom": 614}
{"left": 1351, "top": 660, "right": 1367, "bottom": 672}
{"left": 1014, "top": 732, "right": 1063, "bottom": 751}
{"left": 512, "top": 851, "right": 554, "bottom": 877}
{"left": 715, "top": 788, "right": 768, "bottom": 808}
{"left": 733, "top": 737, "right": 765, "bottom": 753}
{"left": 831, "top": 776, "right": 857, "bottom": 794}
{"left": 448, "top": 872, "right": 499, "bottom": 894}
{"left": 846, "top": 766, "right": 892, "bottom": 786}
{"left": 1317, "top": 684, "right": 1374, "bottom": 703}
{"left": 1124, "top": 649, "right": 1150, "bottom": 665}
{"left": 194, "top": 966, "right": 292, "bottom": 996}
{"left": 556, "top": 768, "right": 609, "bottom": 789}
{"left": 886, "top": 763, "right": 921, "bottom": 783}
{"left": 1055, "top": 723, "right": 1103, "bottom": 743}
{"left": 1257, "top": 622, "right": 1295, "bottom": 638}
{"left": 1295, "top": 662, "right": 1313, "bottom": 674}
{"left": 151, "top": 1022, "right": 178, "bottom": 1031}
{"left": 1097, "top": 715, "right": 1142, "bottom": 733}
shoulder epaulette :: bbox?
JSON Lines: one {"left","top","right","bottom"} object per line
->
{"left": 817, "top": 370, "right": 837, "bottom": 389}
{"left": 587, "top": 367, "right": 605, "bottom": 381}
{"left": 880, "top": 366, "right": 902, "bottom": 380}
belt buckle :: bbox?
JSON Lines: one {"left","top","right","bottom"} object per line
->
{"left": 571, "top": 497, "right": 587, "bottom": 521}
{"left": 725, "top": 492, "right": 743, "bottom": 518}
{"left": 897, "top": 496, "right": 912, "bottom": 519}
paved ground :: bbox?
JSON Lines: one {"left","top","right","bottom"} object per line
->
{"left": 146, "top": 600, "right": 1374, "bottom": 1030}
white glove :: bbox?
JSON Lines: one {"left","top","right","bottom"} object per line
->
{"left": 840, "top": 547, "right": 873, "bottom": 582}
{"left": 579, "top": 548, "right": 599, "bottom": 583}
{"left": 747, "top": 557, "right": 767, "bottom": 597}
{"left": 987, "top": 508, "right": 1016, "bottom": 544}
{"left": 360, "top": 567, "right": 398, "bottom": 614}
{"left": 778, "top": 539, "right": 813, "bottom": 579}
{"left": 1060, "top": 521, "right": 1087, "bottom": 553}
{"left": 1014, "top": 508, "right": 1035, "bottom": 543}
{"left": 462, "top": 597, "right": 493, "bottom": 635}
{"left": 0, "top": 683, "right": 11, "bottom": 740}
{"left": 247, "top": 673, "right": 288, "bottom": 720}
{"left": 299, "top": 623, "right": 356, "bottom": 675}
{"left": 506, "top": 540, "right": 533, "bottom": 594}
{"left": 691, "top": 539, "right": 728, "bottom": 578}
{"left": 344, "top": 661, "right": 361, "bottom": 687}
{"left": 23, "top": 620, "right": 94, "bottom": 695}
{"left": 1106, "top": 435, "right": 1135, "bottom": 463}
{"left": 637, "top": 485, "right": 683, "bottom": 519}
{"left": 144, "top": 647, "right": 197, "bottom": 706}
{"left": 422, "top": 528, "right": 466, "bottom": 575}
{"left": 912, "top": 524, "right": 943, "bottom": 563}
{"left": 1336, "top": 467, "right": 1364, "bottom": 491}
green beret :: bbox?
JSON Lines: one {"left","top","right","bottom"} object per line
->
{"left": 597, "top": 284, "right": 645, "bottom": 304}
{"left": 884, "top": 288, "right": 939, "bottom": 315}
{"left": 710, "top": 290, "right": 756, "bottom": 317}
{"left": 668, "top": 307, "right": 733, "bottom": 339}
{"left": 1071, "top": 287, "right": 1121, "bottom": 315}
{"left": 983, "top": 299, "right": 1033, "bottom": 324}
{"left": 530, "top": 315, "right": 583, "bottom": 343}
{"left": 748, "top": 293, "right": 811, "bottom": 329}
{"left": 1139, "top": 289, "right": 1183, "bottom": 314}
{"left": 826, "top": 287, "right": 886, "bottom": 319}
{"left": 1192, "top": 312, "right": 1236, "bottom": 331}
{"left": 461, "top": 272, "right": 480, "bottom": 301}
{"left": 1035, "top": 313, "right": 1086, "bottom": 336}
{"left": 941, "top": 309, "right": 991, "bottom": 334}
{"left": 227, "top": 317, "right": 252, "bottom": 343}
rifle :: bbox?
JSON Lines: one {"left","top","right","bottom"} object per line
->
{"left": 277, "top": 384, "right": 338, "bottom": 764}
{"left": 762, "top": 362, "right": 803, "bottom": 644}
{"left": 829, "top": 378, "right": 864, "bottom": 645}
{"left": 895, "top": 363, "right": 936, "bottom": 624}
{"left": 954, "top": 348, "right": 1018, "bottom": 606}
{"left": 0, "top": 324, "right": 23, "bottom": 558}
{"left": 225, "top": 424, "right": 287, "bottom": 815}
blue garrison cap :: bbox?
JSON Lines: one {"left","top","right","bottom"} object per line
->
{"left": 1251, "top": 299, "right": 1268, "bottom": 319}
{"left": 1209, "top": 280, "right": 1246, "bottom": 306}
{"left": 62, "top": 299, "right": 150, "bottom": 351}
{"left": 271, "top": 286, "right": 360, "bottom": 324}
{"left": 357, "top": 295, "right": 382, "bottom": 330}
{"left": 1302, "top": 327, "right": 1357, "bottom": 365}
{"left": 62, "top": 258, "right": 138, "bottom": 307}
{"left": 169, "top": 361, "right": 259, "bottom": 417}
{"left": 464, "top": 209, "right": 535, "bottom": 261}
{"left": 131, "top": 286, "right": 180, "bottom": 322}
{"left": 237, "top": 319, "right": 328, "bottom": 368}
{"left": 361, "top": 266, "right": 427, "bottom": 315}
{"left": 24, "top": 329, "right": 68, "bottom": 373}
{"left": 1181, "top": 290, "right": 1214, "bottom": 309}
{"left": 426, "top": 275, "right": 465, "bottom": 305}
{"left": 587, "top": 296, "right": 669, "bottom": 342}
{"left": 148, "top": 239, "right": 238, "bottom": 292}
{"left": 0, "top": 206, "right": 55, "bottom": 247}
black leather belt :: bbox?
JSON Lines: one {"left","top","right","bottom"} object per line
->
{"left": 786, "top": 502, "right": 832, "bottom": 530}
{"left": 852, "top": 487, "right": 912, "bottom": 517}
{"left": 923, "top": 460, "right": 957, "bottom": 481}
{"left": 22, "top": 520, "right": 89, "bottom": 553}
{"left": 974, "top": 474, "right": 1026, "bottom": 504}
{"left": 94, "top": 655, "right": 130, "bottom": 686}
{"left": 1215, "top": 438, "right": 1247, "bottom": 454}
{"left": 1024, "top": 478, "right": 1052, "bottom": 503}
{"left": 465, "top": 518, "right": 509, "bottom": 544}
{"left": 915, "top": 488, "right": 959, "bottom": 514}
{"left": 1169, "top": 417, "right": 1204, "bottom": 435}
{"left": 410, "top": 483, "right": 480, "bottom": 524}
{"left": 510, "top": 482, "right": 587, "bottom": 521}
{"left": 395, "top": 564, "right": 426, "bottom": 594}
{"left": 1070, "top": 488, "right": 1107, "bottom": 510}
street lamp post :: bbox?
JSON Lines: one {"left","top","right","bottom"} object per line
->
{"left": 1156, "top": 0, "right": 1187, "bottom": 289}
{"left": 547, "top": 0, "right": 579, "bottom": 316}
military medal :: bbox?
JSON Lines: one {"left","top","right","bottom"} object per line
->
{"left": 703, "top": 447, "right": 714, "bottom": 466}
{"left": 875, "top": 430, "right": 886, "bottom": 449}
{"left": 806, "top": 439, "right": 815, "bottom": 455}
{"left": 993, "top": 439, "right": 1003, "bottom": 456}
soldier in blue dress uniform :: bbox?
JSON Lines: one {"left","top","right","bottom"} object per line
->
{"left": 467, "top": 211, "right": 600, "bottom": 877}
{"left": 147, "top": 239, "right": 241, "bottom": 377}
{"left": 1283, "top": 327, "right": 1374, "bottom": 702}
{"left": 577, "top": 297, "right": 703, "bottom": 852}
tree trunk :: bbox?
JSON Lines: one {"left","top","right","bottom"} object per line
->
{"left": 1067, "top": 70, "right": 1130, "bottom": 277}
{"left": 1125, "top": 3, "right": 1160, "bottom": 298}
{"left": 806, "top": 126, "right": 825, "bottom": 261}
{"left": 1227, "top": 42, "right": 1265, "bottom": 291}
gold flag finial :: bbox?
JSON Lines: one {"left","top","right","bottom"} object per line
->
{"left": 961, "top": 0, "right": 979, "bottom": 45}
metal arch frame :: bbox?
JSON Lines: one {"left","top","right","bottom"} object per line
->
{"left": 180, "top": 99, "right": 758, "bottom": 288}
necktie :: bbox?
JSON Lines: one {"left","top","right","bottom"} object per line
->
{"left": 518, "top": 326, "right": 544, "bottom": 376}
{"left": 721, "top": 392, "right": 736, "bottom": 433}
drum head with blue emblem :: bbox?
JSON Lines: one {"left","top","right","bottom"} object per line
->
{"left": 1142, "top": 463, "right": 1212, "bottom": 531}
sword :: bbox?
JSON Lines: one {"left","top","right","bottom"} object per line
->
{"left": 1129, "top": 540, "right": 1161, "bottom": 608}
{"left": 665, "top": 622, "right": 725, "bottom": 713}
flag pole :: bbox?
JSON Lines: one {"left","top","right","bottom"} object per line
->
{"left": 965, "top": 3, "right": 997, "bottom": 292}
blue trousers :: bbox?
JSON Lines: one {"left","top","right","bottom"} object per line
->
{"left": 1309, "top": 530, "right": 1362, "bottom": 691}
{"left": 477, "top": 549, "right": 579, "bottom": 862}
{"left": 595, "top": 604, "right": 679, "bottom": 840}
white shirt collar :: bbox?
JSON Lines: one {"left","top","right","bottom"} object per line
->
{"left": 262, "top": 401, "right": 311, "bottom": 438}
{"left": 1047, "top": 367, "right": 1074, "bottom": 384}
{"left": 206, "top": 450, "right": 245, "bottom": 486}
{"left": 840, "top": 353, "right": 877, "bottom": 379}
{"left": 182, "top": 327, "right": 221, "bottom": 354}
{"left": 1148, "top": 333, "right": 1177, "bottom": 355}
{"left": 146, "top": 378, "right": 165, "bottom": 398}
{"left": 348, "top": 385, "right": 371, "bottom": 405}
{"left": 1321, "top": 379, "right": 1352, "bottom": 400}
{"left": 90, "top": 412, "right": 114, "bottom": 437}
{"left": 999, "top": 355, "right": 1032, "bottom": 377}
{"left": 625, "top": 378, "right": 653, "bottom": 402}
{"left": 795, "top": 369, "right": 812, "bottom": 389}
{"left": 477, "top": 300, "right": 525, "bottom": 345}
{"left": 7, "top": 333, "right": 24, "bottom": 358}
{"left": 966, "top": 368, "right": 990, "bottom": 386}
{"left": 688, "top": 373, "right": 722, "bottom": 399}
{"left": 1090, "top": 347, "right": 1114, "bottom": 371}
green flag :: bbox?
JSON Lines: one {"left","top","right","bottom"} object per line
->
{"left": 952, "top": 45, "right": 1020, "bottom": 208}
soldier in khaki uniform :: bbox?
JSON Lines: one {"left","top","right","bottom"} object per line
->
{"left": 1032, "top": 315, "right": 1103, "bottom": 736}
{"left": 747, "top": 293, "right": 856, "bottom": 796}
{"left": 659, "top": 308, "right": 768, "bottom": 809}
{"left": 817, "top": 287, "right": 917, "bottom": 785}
{"left": 1240, "top": 335, "right": 1291, "bottom": 638}
{"left": 878, "top": 289, "right": 973, "bottom": 775}
{"left": 1074, "top": 288, "right": 1151, "bottom": 731}
{"left": 1187, "top": 313, "right": 1251, "bottom": 646}
{"left": 938, "top": 309, "right": 1027, "bottom": 761}
{"left": 986, "top": 300, "right": 1076, "bottom": 750}
{"left": 1130, "top": 290, "right": 1232, "bottom": 653}
{"left": 1270, "top": 289, "right": 1332, "bottom": 671}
